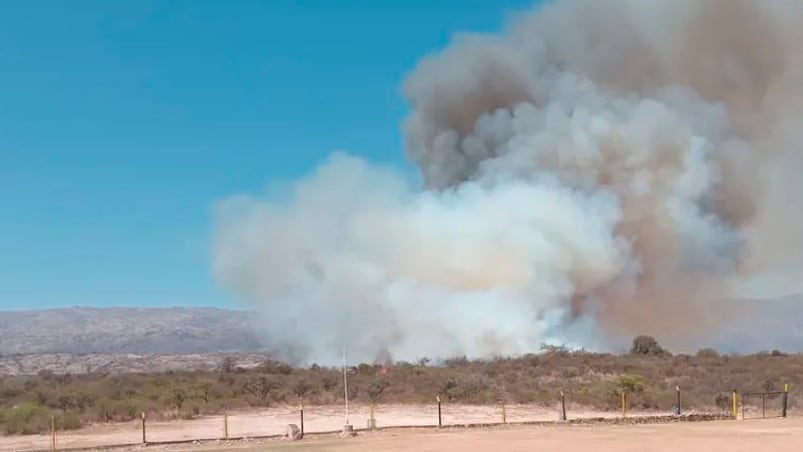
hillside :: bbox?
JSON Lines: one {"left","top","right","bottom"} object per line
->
{"left": 0, "top": 307, "right": 266, "bottom": 355}
{"left": 2, "top": 343, "right": 803, "bottom": 435}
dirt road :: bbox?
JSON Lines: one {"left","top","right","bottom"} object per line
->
{"left": 0, "top": 404, "right": 662, "bottom": 451}
{"left": 195, "top": 417, "right": 803, "bottom": 452}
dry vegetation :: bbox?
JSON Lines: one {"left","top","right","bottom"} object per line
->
{"left": 1, "top": 337, "right": 801, "bottom": 435}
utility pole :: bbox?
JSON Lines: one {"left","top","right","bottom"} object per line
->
{"left": 343, "top": 348, "right": 350, "bottom": 426}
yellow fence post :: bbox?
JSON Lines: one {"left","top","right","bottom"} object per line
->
{"left": 50, "top": 415, "right": 56, "bottom": 452}
{"left": 783, "top": 384, "right": 790, "bottom": 418}
{"left": 732, "top": 390, "right": 738, "bottom": 420}
{"left": 223, "top": 412, "right": 229, "bottom": 440}
{"left": 621, "top": 391, "right": 627, "bottom": 418}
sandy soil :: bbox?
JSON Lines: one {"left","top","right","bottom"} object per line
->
{"left": 0, "top": 404, "right": 658, "bottom": 451}
{"left": 160, "top": 417, "right": 803, "bottom": 452}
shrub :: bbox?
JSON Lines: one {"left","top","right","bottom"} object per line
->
{"left": 366, "top": 378, "right": 390, "bottom": 402}
{"left": 106, "top": 396, "right": 142, "bottom": 422}
{"left": 441, "top": 374, "right": 496, "bottom": 403}
{"left": 244, "top": 376, "right": 278, "bottom": 407}
{"left": 630, "top": 335, "right": 670, "bottom": 357}
{"left": 696, "top": 348, "right": 719, "bottom": 358}
{"left": 292, "top": 379, "right": 312, "bottom": 399}
{"left": 3, "top": 346, "right": 803, "bottom": 435}
{"left": 715, "top": 393, "right": 731, "bottom": 410}
{"left": 442, "top": 356, "right": 470, "bottom": 367}
{"left": 615, "top": 374, "right": 646, "bottom": 393}
{"left": 0, "top": 402, "right": 52, "bottom": 434}
{"left": 258, "top": 359, "right": 292, "bottom": 375}
{"left": 57, "top": 412, "right": 83, "bottom": 431}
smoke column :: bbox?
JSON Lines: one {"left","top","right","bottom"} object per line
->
{"left": 213, "top": 0, "right": 803, "bottom": 363}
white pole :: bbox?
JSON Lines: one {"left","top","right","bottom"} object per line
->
{"left": 343, "top": 347, "right": 350, "bottom": 425}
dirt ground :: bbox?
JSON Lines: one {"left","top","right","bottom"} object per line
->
{"left": 161, "top": 417, "right": 803, "bottom": 452}
{"left": 0, "top": 404, "right": 657, "bottom": 451}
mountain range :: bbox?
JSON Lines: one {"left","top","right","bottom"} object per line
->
{"left": 0, "top": 307, "right": 267, "bottom": 355}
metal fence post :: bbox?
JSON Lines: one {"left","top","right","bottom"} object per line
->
{"left": 560, "top": 391, "right": 567, "bottom": 421}
{"left": 437, "top": 396, "right": 442, "bottom": 428}
{"left": 141, "top": 412, "right": 147, "bottom": 444}
{"left": 676, "top": 386, "right": 681, "bottom": 415}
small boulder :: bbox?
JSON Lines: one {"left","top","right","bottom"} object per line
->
{"left": 340, "top": 424, "right": 357, "bottom": 437}
{"left": 285, "top": 423, "right": 302, "bottom": 440}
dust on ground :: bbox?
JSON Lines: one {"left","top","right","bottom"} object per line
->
{"left": 154, "top": 417, "right": 803, "bottom": 452}
{"left": 0, "top": 404, "right": 661, "bottom": 451}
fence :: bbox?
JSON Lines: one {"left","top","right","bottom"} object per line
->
{"left": 21, "top": 385, "right": 792, "bottom": 452}
{"left": 740, "top": 384, "right": 791, "bottom": 420}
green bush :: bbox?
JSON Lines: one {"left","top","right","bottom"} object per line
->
{"left": 616, "top": 374, "right": 646, "bottom": 393}
{"left": 630, "top": 336, "right": 670, "bottom": 357}
{"left": 57, "top": 412, "right": 83, "bottom": 431}
{"left": 0, "top": 402, "right": 53, "bottom": 435}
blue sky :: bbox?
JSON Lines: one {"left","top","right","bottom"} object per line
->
{"left": 0, "top": 0, "right": 536, "bottom": 310}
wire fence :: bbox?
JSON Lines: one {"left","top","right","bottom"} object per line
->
{"left": 14, "top": 385, "right": 793, "bottom": 452}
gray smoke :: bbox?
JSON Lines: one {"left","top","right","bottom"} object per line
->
{"left": 213, "top": 0, "right": 803, "bottom": 363}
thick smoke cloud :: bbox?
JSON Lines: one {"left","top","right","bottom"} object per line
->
{"left": 213, "top": 0, "right": 803, "bottom": 363}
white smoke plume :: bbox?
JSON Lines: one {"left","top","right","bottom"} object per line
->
{"left": 213, "top": 0, "right": 803, "bottom": 364}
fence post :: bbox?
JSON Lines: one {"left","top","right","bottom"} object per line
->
{"left": 141, "top": 412, "right": 147, "bottom": 444}
{"left": 223, "top": 412, "right": 229, "bottom": 440}
{"left": 783, "top": 384, "right": 789, "bottom": 418}
{"left": 500, "top": 399, "right": 507, "bottom": 424}
{"left": 621, "top": 391, "right": 627, "bottom": 418}
{"left": 676, "top": 386, "right": 681, "bottom": 416}
{"left": 299, "top": 404, "right": 304, "bottom": 438}
{"left": 741, "top": 394, "right": 745, "bottom": 421}
{"left": 369, "top": 402, "right": 376, "bottom": 430}
{"left": 50, "top": 415, "right": 56, "bottom": 452}
{"left": 560, "top": 390, "right": 567, "bottom": 421}
{"left": 437, "top": 396, "right": 442, "bottom": 428}
{"left": 732, "top": 389, "right": 738, "bottom": 420}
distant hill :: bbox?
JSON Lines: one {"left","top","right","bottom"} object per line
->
{"left": 0, "top": 307, "right": 267, "bottom": 355}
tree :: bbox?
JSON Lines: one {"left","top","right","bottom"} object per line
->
{"left": 258, "top": 359, "right": 292, "bottom": 375}
{"left": 245, "top": 376, "right": 278, "bottom": 407}
{"left": 194, "top": 382, "right": 213, "bottom": 404}
{"left": 630, "top": 335, "right": 670, "bottom": 357}
{"left": 366, "top": 378, "right": 390, "bottom": 403}
{"left": 57, "top": 394, "right": 77, "bottom": 412}
{"left": 169, "top": 388, "right": 187, "bottom": 413}
{"left": 292, "top": 379, "right": 312, "bottom": 399}
{"left": 219, "top": 357, "right": 235, "bottom": 375}
{"left": 615, "top": 374, "right": 645, "bottom": 393}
